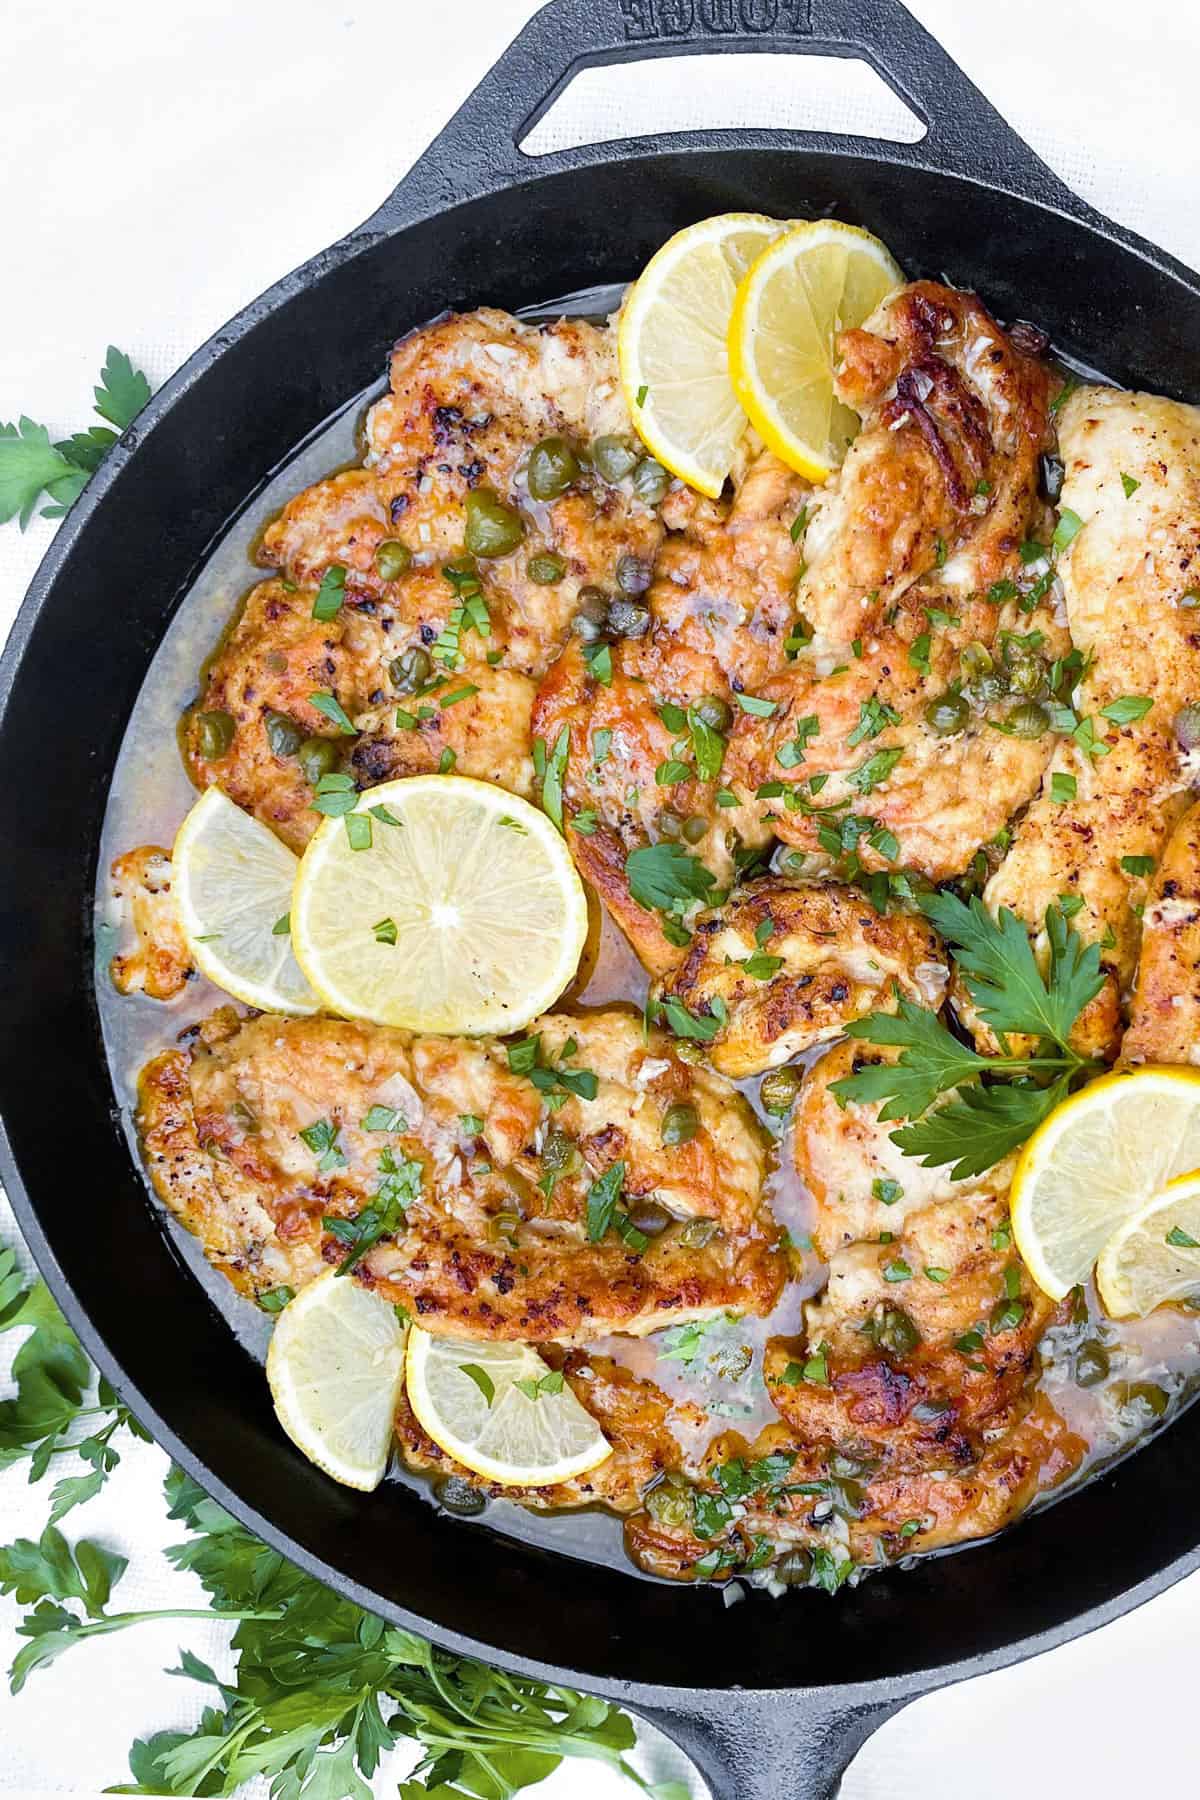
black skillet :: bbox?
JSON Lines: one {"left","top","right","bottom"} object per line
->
{"left": 3, "top": 2, "right": 1200, "bottom": 1795}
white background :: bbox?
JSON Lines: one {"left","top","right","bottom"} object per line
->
{"left": 2, "top": 1, "right": 1199, "bottom": 1794}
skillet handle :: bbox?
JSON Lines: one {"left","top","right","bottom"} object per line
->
{"left": 630, "top": 1687, "right": 910, "bottom": 1800}
{"left": 359, "top": 0, "right": 1085, "bottom": 231}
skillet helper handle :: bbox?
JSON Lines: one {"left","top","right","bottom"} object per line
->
{"left": 362, "top": 0, "right": 1083, "bottom": 228}
{"left": 632, "top": 1689, "right": 909, "bottom": 1800}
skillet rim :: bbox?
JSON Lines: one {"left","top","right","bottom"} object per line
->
{"left": 3, "top": 133, "right": 1200, "bottom": 1706}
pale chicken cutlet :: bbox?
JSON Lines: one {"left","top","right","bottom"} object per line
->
{"left": 975, "top": 388, "right": 1200, "bottom": 1058}
{"left": 137, "top": 1008, "right": 784, "bottom": 1340}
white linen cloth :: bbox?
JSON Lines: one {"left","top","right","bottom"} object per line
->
{"left": 2, "top": 1, "right": 1198, "bottom": 1793}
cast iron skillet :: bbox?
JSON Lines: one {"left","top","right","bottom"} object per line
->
{"left": 4, "top": 2, "right": 1200, "bottom": 1795}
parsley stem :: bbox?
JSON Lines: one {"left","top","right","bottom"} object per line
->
{"left": 61, "top": 1605, "right": 284, "bottom": 1641}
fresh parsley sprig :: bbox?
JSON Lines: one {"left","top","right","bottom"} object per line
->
{"left": 1, "top": 1468, "right": 679, "bottom": 1800}
{"left": 831, "top": 895, "right": 1105, "bottom": 1178}
{"left": 0, "top": 348, "right": 151, "bottom": 527}
{"left": 0, "top": 1246, "right": 147, "bottom": 1522}
{"left": 0, "top": 1253, "right": 675, "bottom": 1800}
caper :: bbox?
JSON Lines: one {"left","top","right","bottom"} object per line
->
{"left": 694, "top": 694, "right": 733, "bottom": 733}
{"left": 829, "top": 1449, "right": 875, "bottom": 1481}
{"left": 678, "top": 1216, "right": 719, "bottom": 1248}
{"left": 1074, "top": 1339, "right": 1111, "bottom": 1387}
{"left": 542, "top": 1129, "right": 577, "bottom": 1173}
{"left": 681, "top": 816, "right": 708, "bottom": 845}
{"left": 774, "top": 1549, "right": 813, "bottom": 1586}
{"left": 644, "top": 1473, "right": 693, "bottom": 1529}
{"left": 632, "top": 457, "right": 671, "bottom": 504}
{"left": 924, "top": 692, "right": 969, "bottom": 736}
{"left": 626, "top": 1197, "right": 673, "bottom": 1236}
{"left": 661, "top": 1101, "right": 699, "bottom": 1146}
{"left": 591, "top": 435, "right": 639, "bottom": 483}
{"left": 435, "top": 1475, "right": 487, "bottom": 1518}
{"left": 1005, "top": 655, "right": 1049, "bottom": 700}
{"left": 263, "top": 711, "right": 303, "bottom": 758}
{"left": 375, "top": 538, "right": 412, "bottom": 581}
{"left": 390, "top": 645, "right": 433, "bottom": 693}
{"left": 1117, "top": 1380, "right": 1170, "bottom": 1420}
{"left": 965, "top": 671, "right": 1006, "bottom": 708}
{"left": 658, "top": 810, "right": 683, "bottom": 840}
{"left": 527, "top": 552, "right": 567, "bottom": 585}
{"left": 195, "top": 709, "right": 236, "bottom": 760}
{"left": 616, "top": 553, "right": 654, "bottom": 596}
{"left": 464, "top": 489, "right": 524, "bottom": 558}
{"left": 571, "top": 586, "right": 611, "bottom": 643}
{"left": 760, "top": 1065, "right": 804, "bottom": 1116}
{"left": 874, "top": 1306, "right": 921, "bottom": 1357}
{"left": 526, "top": 436, "right": 580, "bottom": 501}
{"left": 608, "top": 597, "right": 651, "bottom": 638}
{"left": 1174, "top": 703, "right": 1200, "bottom": 752}
{"left": 297, "top": 735, "right": 339, "bottom": 784}
{"left": 959, "top": 641, "right": 994, "bottom": 683}
{"left": 1005, "top": 700, "right": 1049, "bottom": 738}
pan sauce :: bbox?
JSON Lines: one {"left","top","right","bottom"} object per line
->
{"left": 95, "top": 289, "right": 1200, "bottom": 1587}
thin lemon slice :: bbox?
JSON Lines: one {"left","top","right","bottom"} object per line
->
{"left": 1097, "top": 1168, "right": 1200, "bottom": 1318}
{"left": 266, "top": 1271, "right": 406, "bottom": 1490}
{"left": 290, "top": 776, "right": 587, "bottom": 1035}
{"left": 728, "top": 219, "right": 904, "bottom": 481}
{"left": 172, "top": 787, "right": 318, "bottom": 1014}
{"left": 618, "top": 212, "right": 788, "bottom": 498}
{"left": 1010, "top": 1068, "right": 1200, "bottom": 1301}
{"left": 404, "top": 1326, "right": 610, "bottom": 1488}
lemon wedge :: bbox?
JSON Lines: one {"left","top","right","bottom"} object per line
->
{"left": 266, "top": 1271, "right": 406, "bottom": 1490}
{"left": 172, "top": 787, "right": 318, "bottom": 1014}
{"left": 404, "top": 1326, "right": 610, "bottom": 1488}
{"left": 618, "top": 212, "right": 787, "bottom": 498}
{"left": 289, "top": 776, "right": 587, "bottom": 1035}
{"left": 1010, "top": 1067, "right": 1200, "bottom": 1300}
{"left": 1097, "top": 1167, "right": 1200, "bottom": 1318}
{"left": 728, "top": 219, "right": 904, "bottom": 481}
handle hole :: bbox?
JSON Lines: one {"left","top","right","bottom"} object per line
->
{"left": 520, "top": 52, "right": 925, "bottom": 156}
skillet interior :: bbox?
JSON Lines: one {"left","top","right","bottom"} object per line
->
{"left": 4, "top": 149, "right": 1200, "bottom": 1699}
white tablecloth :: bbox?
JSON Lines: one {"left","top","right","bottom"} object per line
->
{"left": 2, "top": 2, "right": 1199, "bottom": 1793}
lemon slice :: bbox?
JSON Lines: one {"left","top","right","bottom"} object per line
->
{"left": 1010, "top": 1068, "right": 1200, "bottom": 1300}
{"left": 172, "top": 787, "right": 318, "bottom": 1014}
{"left": 1097, "top": 1168, "right": 1200, "bottom": 1318}
{"left": 404, "top": 1326, "right": 610, "bottom": 1488}
{"left": 728, "top": 219, "right": 904, "bottom": 481}
{"left": 618, "top": 212, "right": 787, "bottom": 498}
{"left": 266, "top": 1271, "right": 406, "bottom": 1489}
{"left": 290, "top": 776, "right": 588, "bottom": 1035}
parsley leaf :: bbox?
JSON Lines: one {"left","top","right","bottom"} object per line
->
{"left": 0, "top": 419, "right": 86, "bottom": 528}
{"left": 585, "top": 1161, "right": 626, "bottom": 1242}
{"left": 918, "top": 891, "right": 1103, "bottom": 1045}
{"left": 626, "top": 841, "right": 717, "bottom": 913}
{"left": 835, "top": 997, "right": 992, "bottom": 1120}
{"left": 94, "top": 347, "right": 152, "bottom": 430}
{"left": 891, "top": 1079, "right": 1067, "bottom": 1181}
{"left": 536, "top": 726, "right": 569, "bottom": 832}
{"left": 0, "top": 350, "right": 153, "bottom": 529}
{"left": 837, "top": 900, "right": 1103, "bottom": 1176}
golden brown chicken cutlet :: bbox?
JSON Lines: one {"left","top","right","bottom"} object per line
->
{"left": 184, "top": 310, "right": 666, "bottom": 849}
{"left": 137, "top": 1009, "right": 784, "bottom": 1340}
{"left": 652, "top": 879, "right": 947, "bottom": 1078}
